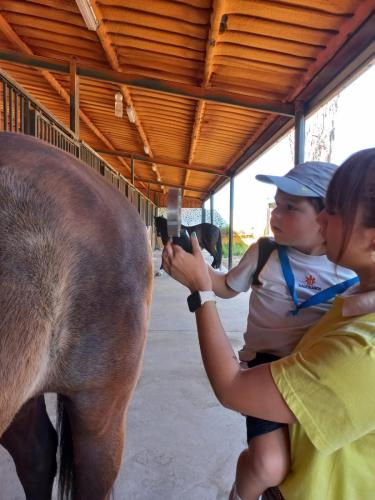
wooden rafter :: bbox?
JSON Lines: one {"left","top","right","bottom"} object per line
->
{"left": 95, "top": 149, "right": 228, "bottom": 177}
{"left": 0, "top": 13, "right": 135, "bottom": 176}
{"left": 0, "top": 51, "right": 295, "bottom": 116}
{"left": 137, "top": 177, "right": 208, "bottom": 194}
{"left": 287, "top": 0, "right": 375, "bottom": 102}
{"left": 90, "top": 0, "right": 160, "bottom": 190}
{"left": 184, "top": 0, "right": 227, "bottom": 198}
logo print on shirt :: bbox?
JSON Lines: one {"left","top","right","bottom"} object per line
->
{"left": 299, "top": 273, "right": 322, "bottom": 291}
{"left": 305, "top": 274, "right": 316, "bottom": 286}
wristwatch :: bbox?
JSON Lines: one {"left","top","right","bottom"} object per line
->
{"left": 187, "top": 290, "right": 217, "bottom": 312}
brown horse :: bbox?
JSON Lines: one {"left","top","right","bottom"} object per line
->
{"left": 0, "top": 132, "right": 153, "bottom": 500}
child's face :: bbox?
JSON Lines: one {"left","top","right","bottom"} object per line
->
{"left": 271, "top": 190, "right": 324, "bottom": 254}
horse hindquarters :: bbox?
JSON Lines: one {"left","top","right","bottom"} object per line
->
{"left": 0, "top": 134, "right": 152, "bottom": 500}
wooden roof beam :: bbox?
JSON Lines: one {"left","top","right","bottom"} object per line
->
{"left": 136, "top": 178, "right": 209, "bottom": 194}
{"left": 144, "top": 188, "right": 201, "bottom": 204}
{"left": 0, "top": 13, "right": 132, "bottom": 175}
{"left": 185, "top": 0, "right": 227, "bottom": 198}
{"left": 89, "top": 0, "right": 161, "bottom": 189}
{"left": 95, "top": 149, "right": 229, "bottom": 177}
{"left": 203, "top": 0, "right": 226, "bottom": 86}
{"left": 0, "top": 51, "right": 295, "bottom": 117}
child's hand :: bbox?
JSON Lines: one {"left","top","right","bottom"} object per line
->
{"left": 162, "top": 233, "right": 213, "bottom": 292}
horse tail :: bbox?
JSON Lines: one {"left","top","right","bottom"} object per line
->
{"left": 57, "top": 395, "right": 75, "bottom": 500}
{"left": 216, "top": 229, "right": 223, "bottom": 268}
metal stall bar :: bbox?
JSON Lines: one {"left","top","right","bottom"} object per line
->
{"left": 228, "top": 175, "right": 234, "bottom": 270}
{"left": 70, "top": 58, "right": 80, "bottom": 136}
{"left": 294, "top": 101, "right": 305, "bottom": 165}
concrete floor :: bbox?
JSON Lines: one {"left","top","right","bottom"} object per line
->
{"left": 0, "top": 250, "right": 250, "bottom": 500}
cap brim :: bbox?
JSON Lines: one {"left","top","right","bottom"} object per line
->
{"left": 255, "top": 174, "right": 318, "bottom": 197}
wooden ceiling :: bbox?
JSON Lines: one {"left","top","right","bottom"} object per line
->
{"left": 0, "top": 0, "right": 374, "bottom": 207}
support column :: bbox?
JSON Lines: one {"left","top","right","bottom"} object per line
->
{"left": 294, "top": 100, "right": 305, "bottom": 165}
{"left": 201, "top": 202, "right": 206, "bottom": 223}
{"left": 228, "top": 175, "right": 234, "bottom": 270}
{"left": 70, "top": 58, "right": 80, "bottom": 136}
{"left": 146, "top": 184, "right": 151, "bottom": 224}
{"left": 210, "top": 192, "right": 214, "bottom": 225}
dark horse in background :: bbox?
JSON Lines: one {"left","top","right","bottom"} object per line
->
{"left": 0, "top": 133, "right": 153, "bottom": 500}
{"left": 154, "top": 216, "right": 222, "bottom": 269}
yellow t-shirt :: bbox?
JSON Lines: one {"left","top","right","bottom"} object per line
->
{"left": 271, "top": 295, "right": 375, "bottom": 500}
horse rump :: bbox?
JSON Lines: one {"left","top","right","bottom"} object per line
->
{"left": 0, "top": 132, "right": 153, "bottom": 500}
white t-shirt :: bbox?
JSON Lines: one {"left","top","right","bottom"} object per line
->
{"left": 226, "top": 241, "right": 357, "bottom": 360}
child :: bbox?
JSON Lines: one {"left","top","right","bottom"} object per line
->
{"left": 162, "top": 148, "right": 375, "bottom": 500}
{"left": 165, "top": 161, "right": 357, "bottom": 499}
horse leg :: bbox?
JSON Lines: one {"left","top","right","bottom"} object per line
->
{"left": 0, "top": 396, "right": 57, "bottom": 500}
{"left": 61, "top": 389, "right": 129, "bottom": 500}
{"left": 205, "top": 242, "right": 218, "bottom": 268}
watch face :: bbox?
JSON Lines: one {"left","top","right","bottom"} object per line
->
{"left": 187, "top": 291, "right": 201, "bottom": 312}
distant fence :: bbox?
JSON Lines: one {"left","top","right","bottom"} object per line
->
{"left": 0, "top": 72, "right": 157, "bottom": 244}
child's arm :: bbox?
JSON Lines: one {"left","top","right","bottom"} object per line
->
{"left": 207, "top": 266, "right": 239, "bottom": 298}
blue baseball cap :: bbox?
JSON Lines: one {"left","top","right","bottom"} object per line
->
{"left": 256, "top": 161, "right": 338, "bottom": 198}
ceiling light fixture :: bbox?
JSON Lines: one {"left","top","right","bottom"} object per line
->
{"left": 126, "top": 105, "right": 136, "bottom": 124}
{"left": 75, "top": 0, "right": 99, "bottom": 31}
{"left": 114, "top": 91, "right": 123, "bottom": 118}
{"left": 144, "top": 144, "right": 150, "bottom": 155}
{"left": 151, "top": 164, "right": 157, "bottom": 172}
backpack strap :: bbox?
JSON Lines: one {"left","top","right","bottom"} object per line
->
{"left": 252, "top": 237, "right": 278, "bottom": 286}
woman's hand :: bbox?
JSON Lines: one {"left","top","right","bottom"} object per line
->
{"left": 162, "top": 234, "right": 213, "bottom": 292}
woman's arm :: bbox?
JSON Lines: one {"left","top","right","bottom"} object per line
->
{"left": 162, "top": 236, "right": 296, "bottom": 424}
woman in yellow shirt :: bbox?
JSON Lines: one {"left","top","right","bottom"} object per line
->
{"left": 162, "top": 147, "right": 375, "bottom": 500}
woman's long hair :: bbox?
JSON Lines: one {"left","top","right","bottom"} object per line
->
{"left": 325, "top": 148, "right": 375, "bottom": 260}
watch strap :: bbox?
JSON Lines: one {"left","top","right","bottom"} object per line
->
{"left": 187, "top": 290, "right": 216, "bottom": 312}
{"left": 200, "top": 291, "right": 216, "bottom": 305}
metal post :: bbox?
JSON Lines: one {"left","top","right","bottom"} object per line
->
{"left": 2, "top": 80, "right": 7, "bottom": 131}
{"left": 9, "top": 87, "right": 13, "bottom": 131}
{"left": 228, "top": 175, "right": 234, "bottom": 270}
{"left": 70, "top": 58, "right": 80, "bottom": 136}
{"left": 294, "top": 100, "right": 305, "bottom": 165}
{"left": 201, "top": 203, "right": 206, "bottom": 223}
{"left": 131, "top": 156, "right": 135, "bottom": 185}
{"left": 210, "top": 192, "right": 214, "bottom": 225}
{"left": 146, "top": 184, "right": 151, "bottom": 225}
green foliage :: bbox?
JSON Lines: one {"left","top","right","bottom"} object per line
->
{"left": 222, "top": 241, "right": 249, "bottom": 257}
{"left": 220, "top": 226, "right": 249, "bottom": 257}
